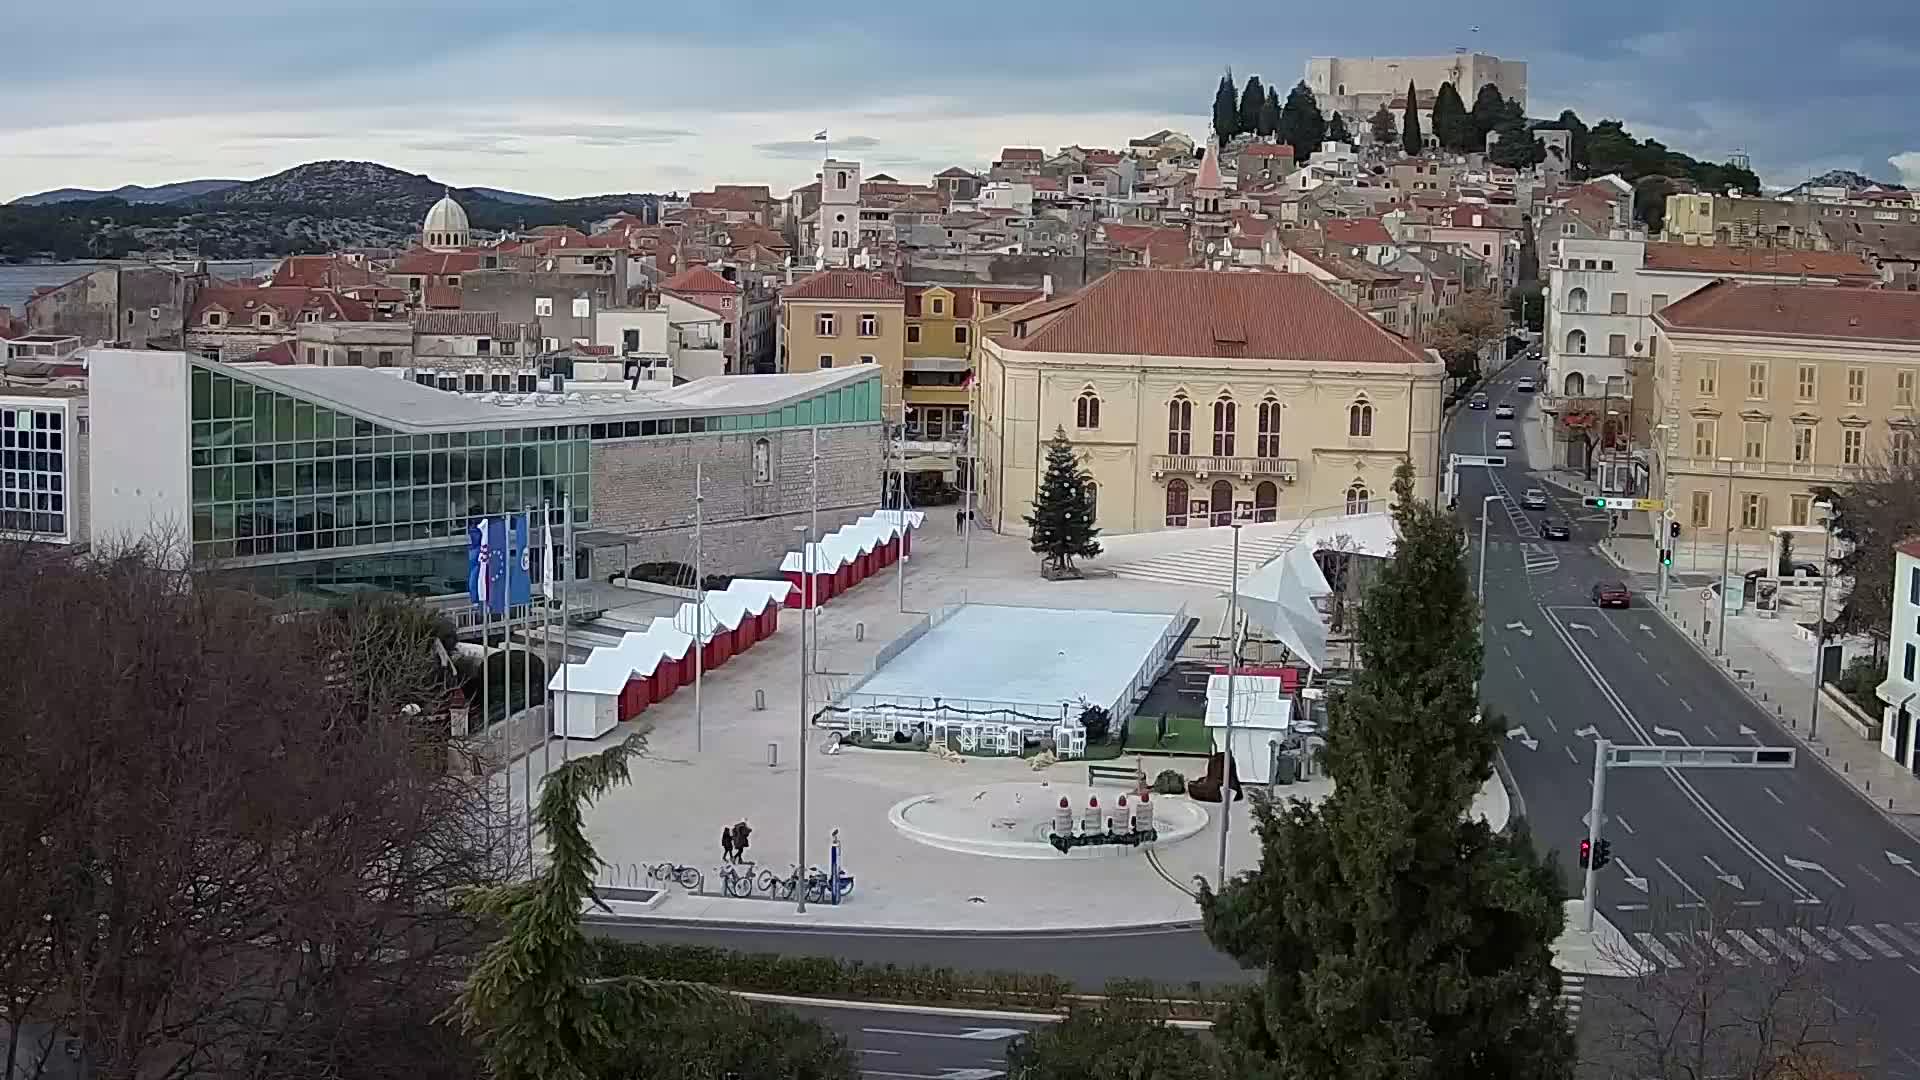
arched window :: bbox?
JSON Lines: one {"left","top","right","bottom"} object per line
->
{"left": 1564, "top": 372, "right": 1586, "bottom": 396}
{"left": 836, "top": 171, "right": 849, "bottom": 190}
{"left": 1254, "top": 481, "right": 1278, "bottom": 523}
{"left": 1567, "top": 328, "right": 1587, "bottom": 354}
{"left": 1210, "top": 480, "right": 1234, "bottom": 526}
{"left": 1167, "top": 396, "right": 1192, "bottom": 455}
{"left": 1075, "top": 390, "right": 1101, "bottom": 430}
{"left": 1566, "top": 287, "right": 1588, "bottom": 313}
{"left": 1256, "top": 397, "right": 1281, "bottom": 457}
{"left": 1348, "top": 399, "right": 1374, "bottom": 437}
{"left": 1165, "top": 479, "right": 1189, "bottom": 527}
{"left": 1212, "top": 395, "right": 1236, "bottom": 456}
{"left": 1346, "top": 481, "right": 1371, "bottom": 516}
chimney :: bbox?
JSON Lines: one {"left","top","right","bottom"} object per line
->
{"left": 1042, "top": 273, "right": 1054, "bottom": 299}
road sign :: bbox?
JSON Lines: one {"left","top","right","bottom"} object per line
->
{"left": 1453, "top": 454, "right": 1508, "bottom": 468}
{"left": 1581, "top": 496, "right": 1665, "bottom": 511}
{"left": 1605, "top": 745, "right": 1796, "bottom": 769}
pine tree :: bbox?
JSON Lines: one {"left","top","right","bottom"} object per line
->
{"left": 1368, "top": 103, "right": 1397, "bottom": 146}
{"left": 1024, "top": 428, "right": 1101, "bottom": 577}
{"left": 1238, "top": 75, "right": 1266, "bottom": 141}
{"left": 1470, "top": 82, "right": 1509, "bottom": 147}
{"left": 1400, "top": 81, "right": 1423, "bottom": 156}
{"left": 1326, "top": 111, "right": 1351, "bottom": 145}
{"left": 1200, "top": 461, "right": 1574, "bottom": 1080}
{"left": 1431, "top": 81, "right": 1471, "bottom": 151}
{"left": 1213, "top": 71, "right": 1240, "bottom": 145}
{"left": 1275, "top": 80, "right": 1326, "bottom": 163}
{"left": 1258, "top": 87, "right": 1280, "bottom": 138}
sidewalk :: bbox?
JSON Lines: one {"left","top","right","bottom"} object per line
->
{"left": 1648, "top": 581, "right": 1920, "bottom": 834}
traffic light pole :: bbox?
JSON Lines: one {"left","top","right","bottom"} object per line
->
{"left": 1581, "top": 738, "right": 1610, "bottom": 931}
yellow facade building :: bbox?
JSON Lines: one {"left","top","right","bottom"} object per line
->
{"left": 901, "top": 283, "right": 1045, "bottom": 442}
{"left": 778, "top": 269, "right": 907, "bottom": 408}
{"left": 1651, "top": 281, "right": 1920, "bottom": 567}
{"left": 976, "top": 268, "right": 1446, "bottom": 535}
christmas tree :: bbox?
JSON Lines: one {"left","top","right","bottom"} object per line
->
{"left": 1024, "top": 428, "right": 1102, "bottom": 577}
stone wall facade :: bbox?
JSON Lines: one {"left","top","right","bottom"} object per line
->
{"left": 27, "top": 266, "right": 195, "bottom": 349}
{"left": 586, "top": 422, "right": 883, "bottom": 577}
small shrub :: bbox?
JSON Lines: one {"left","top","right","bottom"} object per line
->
{"left": 1153, "top": 769, "right": 1186, "bottom": 795}
{"left": 1078, "top": 704, "right": 1112, "bottom": 742}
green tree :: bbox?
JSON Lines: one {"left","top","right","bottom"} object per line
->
{"left": 1213, "top": 71, "right": 1240, "bottom": 145}
{"left": 1259, "top": 86, "right": 1281, "bottom": 137}
{"left": 1326, "top": 111, "right": 1351, "bottom": 145}
{"left": 1275, "top": 80, "right": 1327, "bottom": 162}
{"left": 1488, "top": 127, "right": 1546, "bottom": 169}
{"left": 1239, "top": 75, "right": 1267, "bottom": 141}
{"left": 1469, "top": 83, "right": 1509, "bottom": 147}
{"left": 1401, "top": 82, "right": 1423, "bottom": 156}
{"left": 1431, "top": 81, "right": 1472, "bottom": 152}
{"left": 1199, "top": 462, "right": 1574, "bottom": 1080}
{"left": 1024, "top": 428, "right": 1101, "bottom": 576}
{"left": 1369, "top": 103, "right": 1398, "bottom": 146}
{"left": 1812, "top": 456, "right": 1920, "bottom": 636}
{"left": 1005, "top": 998, "right": 1225, "bottom": 1080}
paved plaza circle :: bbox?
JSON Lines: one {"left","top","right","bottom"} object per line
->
{"left": 888, "top": 780, "right": 1210, "bottom": 860}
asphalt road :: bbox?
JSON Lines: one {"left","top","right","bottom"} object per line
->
{"left": 783, "top": 1001, "right": 1041, "bottom": 1080}
{"left": 1457, "top": 361, "right": 1920, "bottom": 1078}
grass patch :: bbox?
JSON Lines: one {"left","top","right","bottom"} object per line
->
{"left": 1123, "top": 713, "right": 1213, "bottom": 757}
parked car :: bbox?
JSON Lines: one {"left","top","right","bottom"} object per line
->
{"left": 1541, "top": 519, "right": 1571, "bottom": 541}
{"left": 1494, "top": 404, "right": 1515, "bottom": 419}
{"left": 1469, "top": 393, "right": 1489, "bottom": 410}
{"left": 1591, "top": 580, "right": 1632, "bottom": 608}
{"left": 1494, "top": 431, "right": 1515, "bottom": 449}
{"left": 1522, "top": 488, "right": 1550, "bottom": 510}
{"left": 1746, "top": 563, "right": 1822, "bottom": 583}
{"left": 1516, "top": 378, "right": 1536, "bottom": 392}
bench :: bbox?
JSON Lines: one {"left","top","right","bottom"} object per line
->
{"left": 1088, "top": 764, "right": 1143, "bottom": 788}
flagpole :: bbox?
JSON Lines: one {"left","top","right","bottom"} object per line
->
{"left": 561, "top": 492, "right": 573, "bottom": 769}
{"left": 525, "top": 510, "right": 543, "bottom": 859}
{"left": 512, "top": 516, "right": 531, "bottom": 865}
{"left": 543, "top": 501, "right": 560, "bottom": 769}
{"left": 476, "top": 518, "right": 494, "bottom": 840}
{"left": 809, "top": 425, "right": 820, "bottom": 676}
{"left": 694, "top": 463, "right": 705, "bottom": 754}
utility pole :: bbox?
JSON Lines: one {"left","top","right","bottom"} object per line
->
{"left": 1217, "top": 523, "right": 1242, "bottom": 890}
{"left": 796, "top": 522, "right": 813, "bottom": 913}
{"left": 694, "top": 463, "right": 705, "bottom": 753}
{"left": 1810, "top": 501, "right": 1834, "bottom": 739}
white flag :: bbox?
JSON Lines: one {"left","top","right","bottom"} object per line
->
{"left": 542, "top": 503, "right": 557, "bottom": 599}
{"left": 813, "top": 130, "right": 828, "bottom": 141}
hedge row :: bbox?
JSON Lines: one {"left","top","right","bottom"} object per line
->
{"left": 588, "top": 940, "right": 1236, "bottom": 1019}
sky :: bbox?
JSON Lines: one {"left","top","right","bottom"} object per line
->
{"left": 5, "top": 0, "right": 1920, "bottom": 203}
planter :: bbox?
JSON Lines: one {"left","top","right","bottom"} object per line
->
{"left": 1819, "top": 684, "right": 1883, "bottom": 742}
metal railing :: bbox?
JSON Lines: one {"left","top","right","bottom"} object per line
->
{"left": 1150, "top": 454, "right": 1299, "bottom": 480}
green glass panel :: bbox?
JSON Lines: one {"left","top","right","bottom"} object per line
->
{"left": 274, "top": 396, "right": 295, "bottom": 441}
{"left": 191, "top": 367, "right": 212, "bottom": 421}
{"left": 192, "top": 508, "right": 212, "bottom": 543}
{"left": 233, "top": 464, "right": 255, "bottom": 498}
{"left": 253, "top": 389, "right": 275, "bottom": 440}
{"left": 213, "top": 504, "right": 235, "bottom": 541}
{"left": 293, "top": 400, "right": 314, "bottom": 440}
{"left": 374, "top": 455, "right": 392, "bottom": 485}
{"left": 213, "top": 466, "right": 234, "bottom": 502}
{"left": 295, "top": 441, "right": 314, "bottom": 460}
{"left": 211, "top": 374, "right": 233, "bottom": 420}
{"left": 192, "top": 467, "right": 211, "bottom": 502}
{"left": 336, "top": 413, "right": 356, "bottom": 438}
{"left": 231, "top": 382, "right": 252, "bottom": 424}
{"left": 307, "top": 461, "right": 325, "bottom": 495}
{"left": 192, "top": 422, "right": 212, "bottom": 450}
{"left": 212, "top": 447, "right": 233, "bottom": 465}
{"left": 296, "top": 463, "right": 314, "bottom": 491}
{"left": 312, "top": 408, "right": 333, "bottom": 439}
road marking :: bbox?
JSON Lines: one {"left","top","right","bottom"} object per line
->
{"left": 1765, "top": 787, "right": 1784, "bottom": 805}
{"left": 863, "top": 1027, "right": 1028, "bottom": 1042}
{"left": 1616, "top": 814, "right": 1634, "bottom": 835}
{"left": 1544, "top": 714, "right": 1559, "bottom": 733}
{"left": 1634, "top": 931, "right": 1681, "bottom": 968}
{"left": 1678, "top": 698, "right": 1694, "bottom": 712}
{"left": 1847, "top": 925, "right": 1902, "bottom": 958}
{"left": 1574, "top": 725, "right": 1598, "bottom": 738}
{"left": 863, "top": 1070, "right": 1005, "bottom": 1080}
{"left": 1858, "top": 864, "right": 1883, "bottom": 885}
{"left": 1635, "top": 650, "right": 1649, "bottom": 663}
{"left": 862, "top": 1049, "right": 903, "bottom": 1056}
{"left": 1616, "top": 859, "right": 1649, "bottom": 892}
{"left": 1568, "top": 621, "right": 1597, "bottom": 636}
{"left": 1889, "top": 851, "right": 1920, "bottom": 877}
{"left": 1756, "top": 928, "right": 1805, "bottom": 963}
{"left": 1655, "top": 672, "right": 1669, "bottom": 685}
{"left": 1528, "top": 688, "right": 1540, "bottom": 704}
{"left": 1653, "top": 725, "right": 1687, "bottom": 740}
{"left": 1506, "top": 620, "right": 1534, "bottom": 638}
{"left": 1515, "top": 665, "right": 1527, "bottom": 680}
{"left": 1615, "top": 903, "right": 1649, "bottom": 912}
{"left": 1505, "top": 726, "right": 1539, "bottom": 751}
{"left": 1783, "top": 855, "right": 1845, "bottom": 890}
{"left": 1656, "top": 857, "right": 1707, "bottom": 903}
{"left": 1726, "top": 929, "right": 1772, "bottom": 962}
{"left": 1502, "top": 645, "right": 1512, "bottom": 657}
{"left": 1701, "top": 725, "right": 1718, "bottom": 741}
{"left": 1818, "top": 927, "right": 1872, "bottom": 961}
{"left": 1788, "top": 927, "right": 1840, "bottom": 962}
{"left": 1806, "top": 825, "right": 1830, "bottom": 844}
{"left": 1702, "top": 855, "right": 1745, "bottom": 891}
{"left": 1876, "top": 922, "right": 1920, "bottom": 956}
{"left": 1564, "top": 745, "right": 1579, "bottom": 764}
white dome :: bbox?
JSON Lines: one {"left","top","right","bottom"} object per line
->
{"left": 424, "top": 195, "right": 470, "bottom": 235}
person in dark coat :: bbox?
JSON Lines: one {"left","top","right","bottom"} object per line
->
{"left": 720, "top": 825, "right": 736, "bottom": 863}
{"left": 730, "top": 820, "right": 752, "bottom": 862}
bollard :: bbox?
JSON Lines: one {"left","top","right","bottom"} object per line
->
{"left": 856, "top": 622, "right": 865, "bottom": 642}
{"left": 1843, "top": 761, "right": 1849, "bottom": 773}
{"left": 755, "top": 688, "right": 766, "bottom": 711}
{"left": 1053, "top": 796, "right": 1073, "bottom": 838}
{"left": 768, "top": 741, "right": 779, "bottom": 768}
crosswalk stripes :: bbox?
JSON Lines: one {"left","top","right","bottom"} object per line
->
{"left": 1559, "top": 973, "right": 1585, "bottom": 1025}
{"left": 1622, "top": 922, "right": 1920, "bottom": 970}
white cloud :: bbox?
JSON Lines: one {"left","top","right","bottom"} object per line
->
{"left": 1892, "top": 153, "right": 1920, "bottom": 189}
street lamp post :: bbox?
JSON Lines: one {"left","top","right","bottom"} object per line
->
{"left": 1217, "top": 523, "right": 1242, "bottom": 891}
{"left": 1809, "top": 501, "right": 1834, "bottom": 739}
{"left": 1717, "top": 456, "right": 1735, "bottom": 657}
{"left": 794, "top": 523, "right": 812, "bottom": 913}
{"left": 1478, "top": 494, "right": 1502, "bottom": 608}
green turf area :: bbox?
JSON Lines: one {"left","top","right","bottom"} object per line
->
{"left": 1123, "top": 713, "right": 1213, "bottom": 756}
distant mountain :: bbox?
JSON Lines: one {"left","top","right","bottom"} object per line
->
{"left": 467, "top": 186, "right": 555, "bottom": 206}
{"left": 10, "top": 179, "right": 244, "bottom": 206}
{"left": 1784, "top": 169, "right": 1906, "bottom": 195}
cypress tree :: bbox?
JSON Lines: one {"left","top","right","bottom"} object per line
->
{"left": 1369, "top": 103, "right": 1398, "bottom": 147}
{"left": 1276, "top": 81, "right": 1326, "bottom": 162}
{"left": 1401, "top": 81, "right": 1423, "bottom": 156}
{"left": 1239, "top": 75, "right": 1267, "bottom": 140}
{"left": 1470, "top": 83, "right": 1509, "bottom": 147}
{"left": 1432, "top": 81, "right": 1471, "bottom": 151}
{"left": 1024, "top": 428, "right": 1101, "bottom": 576}
{"left": 1326, "top": 111, "right": 1351, "bottom": 145}
{"left": 1258, "top": 87, "right": 1281, "bottom": 138}
{"left": 1200, "top": 462, "right": 1574, "bottom": 1080}
{"left": 1213, "top": 71, "right": 1240, "bottom": 145}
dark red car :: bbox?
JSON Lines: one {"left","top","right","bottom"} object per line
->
{"left": 1591, "top": 581, "right": 1631, "bottom": 608}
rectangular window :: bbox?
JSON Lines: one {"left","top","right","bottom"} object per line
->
{"left": 1796, "top": 364, "right": 1816, "bottom": 401}
{"left": 907, "top": 324, "right": 920, "bottom": 343}
{"left": 1793, "top": 425, "right": 1814, "bottom": 463}
{"left": 1843, "top": 428, "right": 1863, "bottom": 465}
{"left": 1895, "top": 430, "right": 1914, "bottom": 466}
{"left": 534, "top": 297, "right": 553, "bottom": 317}
{"left": 1743, "top": 421, "right": 1766, "bottom": 460}
{"left": 955, "top": 325, "right": 970, "bottom": 345}
{"left": 1741, "top": 492, "right": 1766, "bottom": 530}
{"left": 1697, "top": 361, "right": 1716, "bottom": 395}
{"left": 1651, "top": 293, "right": 1670, "bottom": 311}
{"left": 1610, "top": 292, "right": 1628, "bottom": 314}
{"left": 816, "top": 312, "right": 836, "bottom": 336}
{"left": 1691, "top": 490, "right": 1711, "bottom": 528}
{"left": 859, "top": 355, "right": 875, "bottom": 364}
{"left": 1747, "top": 362, "right": 1768, "bottom": 400}
{"left": 1790, "top": 494, "right": 1811, "bottom": 527}
{"left": 1911, "top": 567, "right": 1919, "bottom": 607}
{"left": 1608, "top": 333, "right": 1627, "bottom": 357}
{"left": 1847, "top": 367, "right": 1866, "bottom": 404}
{"left": 819, "top": 354, "right": 833, "bottom": 369}
{"left": 1692, "top": 419, "right": 1715, "bottom": 458}
{"left": 1901, "top": 370, "right": 1917, "bottom": 408}
{"left": 858, "top": 313, "right": 877, "bottom": 336}
{"left": 1906, "top": 643, "right": 1916, "bottom": 682}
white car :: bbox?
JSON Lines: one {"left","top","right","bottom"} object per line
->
{"left": 1521, "top": 488, "right": 1550, "bottom": 510}
{"left": 1494, "top": 431, "right": 1515, "bottom": 449}
{"left": 1516, "top": 378, "right": 1536, "bottom": 392}
{"left": 1494, "top": 404, "right": 1515, "bottom": 419}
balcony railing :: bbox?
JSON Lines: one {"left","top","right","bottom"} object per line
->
{"left": 1662, "top": 455, "right": 1867, "bottom": 484}
{"left": 1150, "top": 454, "right": 1299, "bottom": 481}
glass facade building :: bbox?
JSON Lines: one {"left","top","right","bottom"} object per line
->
{"left": 184, "top": 360, "right": 882, "bottom": 598}
{"left": 0, "top": 401, "right": 72, "bottom": 541}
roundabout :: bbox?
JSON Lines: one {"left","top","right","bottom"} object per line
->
{"left": 888, "top": 780, "right": 1211, "bottom": 860}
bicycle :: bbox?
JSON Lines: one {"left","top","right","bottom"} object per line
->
{"left": 803, "top": 866, "right": 855, "bottom": 904}
{"left": 757, "top": 865, "right": 800, "bottom": 900}
{"left": 718, "top": 860, "right": 757, "bottom": 898}
{"left": 647, "top": 862, "right": 704, "bottom": 892}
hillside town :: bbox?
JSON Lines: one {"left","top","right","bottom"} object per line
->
{"left": 6, "top": 45, "right": 1920, "bottom": 1080}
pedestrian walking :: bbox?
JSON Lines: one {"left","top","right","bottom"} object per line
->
{"left": 955, "top": 507, "right": 965, "bottom": 532}
{"left": 730, "top": 820, "right": 752, "bottom": 863}
{"left": 720, "top": 825, "right": 735, "bottom": 864}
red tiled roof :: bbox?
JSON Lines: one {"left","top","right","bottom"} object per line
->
{"left": 190, "top": 285, "right": 374, "bottom": 324}
{"left": 389, "top": 249, "right": 486, "bottom": 275}
{"left": 998, "top": 148, "right": 1044, "bottom": 162}
{"left": 1654, "top": 280, "right": 1920, "bottom": 342}
{"left": 661, "top": 265, "right": 738, "bottom": 294}
{"left": 268, "top": 255, "right": 378, "bottom": 290}
{"left": 253, "top": 341, "right": 298, "bottom": 365}
{"left": 1084, "top": 150, "right": 1122, "bottom": 166}
{"left": 1641, "top": 243, "right": 1877, "bottom": 281}
{"left": 1000, "top": 268, "right": 1429, "bottom": 363}
{"left": 782, "top": 269, "right": 905, "bottom": 302}
{"left": 413, "top": 310, "right": 501, "bottom": 337}
{"left": 1895, "top": 536, "right": 1920, "bottom": 561}
{"left": 690, "top": 189, "right": 761, "bottom": 214}
{"left": 1195, "top": 147, "right": 1222, "bottom": 191}
{"left": 1326, "top": 217, "right": 1392, "bottom": 246}
{"left": 424, "top": 284, "right": 462, "bottom": 309}
{"left": 1241, "top": 142, "right": 1296, "bottom": 158}
{"left": 936, "top": 166, "right": 978, "bottom": 178}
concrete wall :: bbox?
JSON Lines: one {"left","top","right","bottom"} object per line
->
{"left": 87, "top": 349, "right": 192, "bottom": 551}
{"left": 585, "top": 423, "right": 882, "bottom": 577}
{"left": 460, "top": 271, "right": 629, "bottom": 343}
{"left": 295, "top": 322, "right": 414, "bottom": 367}
{"left": 27, "top": 266, "right": 193, "bottom": 349}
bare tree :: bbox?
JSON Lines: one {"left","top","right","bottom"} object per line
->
{"left": 1585, "top": 898, "right": 1872, "bottom": 1080}
{"left": 0, "top": 540, "right": 511, "bottom": 1080}
{"left": 1813, "top": 451, "right": 1920, "bottom": 638}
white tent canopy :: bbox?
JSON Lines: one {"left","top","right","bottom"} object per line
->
{"left": 1205, "top": 673, "right": 1297, "bottom": 784}
{"left": 1232, "top": 511, "right": 1398, "bottom": 672}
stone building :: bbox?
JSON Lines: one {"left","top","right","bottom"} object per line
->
{"left": 26, "top": 264, "right": 200, "bottom": 349}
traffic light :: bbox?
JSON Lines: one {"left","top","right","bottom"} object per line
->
{"left": 1669, "top": 520, "right": 1682, "bottom": 539}
{"left": 1594, "top": 839, "right": 1613, "bottom": 870}
{"left": 1582, "top": 497, "right": 1607, "bottom": 509}
{"left": 1578, "top": 838, "right": 1592, "bottom": 869}
{"left": 1661, "top": 547, "right": 1673, "bottom": 567}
